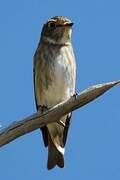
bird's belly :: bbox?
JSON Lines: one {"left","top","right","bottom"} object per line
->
{"left": 43, "top": 83, "right": 71, "bottom": 107}
{"left": 41, "top": 55, "right": 74, "bottom": 107}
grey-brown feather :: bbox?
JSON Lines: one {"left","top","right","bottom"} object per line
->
{"left": 33, "top": 16, "right": 76, "bottom": 169}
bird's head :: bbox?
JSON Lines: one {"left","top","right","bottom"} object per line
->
{"left": 41, "top": 16, "right": 73, "bottom": 45}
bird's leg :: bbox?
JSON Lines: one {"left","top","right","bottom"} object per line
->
{"left": 73, "top": 92, "right": 78, "bottom": 99}
{"left": 38, "top": 105, "right": 48, "bottom": 113}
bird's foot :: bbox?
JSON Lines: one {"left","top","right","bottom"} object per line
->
{"left": 38, "top": 105, "right": 48, "bottom": 113}
{"left": 73, "top": 92, "right": 78, "bottom": 99}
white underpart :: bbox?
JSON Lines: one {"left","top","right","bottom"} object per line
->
{"left": 43, "top": 36, "right": 71, "bottom": 46}
{"left": 43, "top": 46, "right": 75, "bottom": 107}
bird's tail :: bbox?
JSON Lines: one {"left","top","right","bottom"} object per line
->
{"left": 47, "top": 134, "right": 64, "bottom": 170}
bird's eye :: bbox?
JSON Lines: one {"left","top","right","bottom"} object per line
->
{"left": 48, "top": 22, "right": 56, "bottom": 28}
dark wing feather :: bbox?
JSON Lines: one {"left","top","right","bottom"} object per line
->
{"left": 63, "top": 114, "right": 72, "bottom": 146}
{"left": 40, "top": 126, "right": 48, "bottom": 147}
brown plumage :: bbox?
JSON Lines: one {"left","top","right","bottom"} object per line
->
{"left": 33, "top": 16, "right": 76, "bottom": 169}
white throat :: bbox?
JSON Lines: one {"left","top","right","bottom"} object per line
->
{"left": 43, "top": 36, "right": 71, "bottom": 46}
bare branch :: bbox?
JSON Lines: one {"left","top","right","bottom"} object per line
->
{"left": 0, "top": 80, "right": 120, "bottom": 148}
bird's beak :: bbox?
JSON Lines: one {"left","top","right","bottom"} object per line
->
{"left": 56, "top": 22, "right": 74, "bottom": 28}
{"left": 64, "top": 22, "right": 74, "bottom": 27}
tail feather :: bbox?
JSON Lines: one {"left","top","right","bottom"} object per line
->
{"left": 47, "top": 135, "right": 64, "bottom": 170}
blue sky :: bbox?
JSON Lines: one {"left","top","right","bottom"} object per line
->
{"left": 0, "top": 0, "right": 120, "bottom": 179}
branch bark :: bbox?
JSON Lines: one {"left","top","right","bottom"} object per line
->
{"left": 0, "top": 80, "right": 120, "bottom": 148}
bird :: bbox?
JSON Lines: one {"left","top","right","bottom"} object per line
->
{"left": 33, "top": 16, "right": 76, "bottom": 170}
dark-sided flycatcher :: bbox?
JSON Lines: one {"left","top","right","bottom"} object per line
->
{"left": 33, "top": 16, "right": 76, "bottom": 169}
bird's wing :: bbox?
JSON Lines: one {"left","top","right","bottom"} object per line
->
{"left": 63, "top": 113, "right": 72, "bottom": 146}
{"left": 33, "top": 52, "right": 48, "bottom": 147}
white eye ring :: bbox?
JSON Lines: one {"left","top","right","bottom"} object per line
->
{"left": 48, "top": 21, "right": 56, "bottom": 28}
